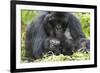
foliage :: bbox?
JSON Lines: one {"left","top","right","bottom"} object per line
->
{"left": 34, "top": 52, "right": 90, "bottom": 62}
{"left": 21, "top": 10, "right": 38, "bottom": 25}
{"left": 74, "top": 12, "right": 90, "bottom": 38}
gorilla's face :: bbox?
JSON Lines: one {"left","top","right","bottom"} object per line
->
{"left": 48, "top": 13, "right": 68, "bottom": 34}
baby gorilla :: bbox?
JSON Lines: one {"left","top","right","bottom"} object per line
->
{"left": 44, "top": 38, "right": 61, "bottom": 55}
{"left": 44, "top": 37, "right": 74, "bottom": 56}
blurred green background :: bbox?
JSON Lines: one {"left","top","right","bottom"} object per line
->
{"left": 21, "top": 10, "right": 90, "bottom": 63}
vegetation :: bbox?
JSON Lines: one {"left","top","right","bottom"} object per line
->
{"left": 21, "top": 10, "right": 90, "bottom": 63}
{"left": 34, "top": 52, "right": 90, "bottom": 62}
{"left": 74, "top": 12, "right": 90, "bottom": 38}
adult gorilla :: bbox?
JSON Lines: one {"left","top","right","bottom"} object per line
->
{"left": 25, "top": 11, "right": 87, "bottom": 60}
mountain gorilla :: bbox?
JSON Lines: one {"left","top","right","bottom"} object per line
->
{"left": 25, "top": 11, "right": 86, "bottom": 60}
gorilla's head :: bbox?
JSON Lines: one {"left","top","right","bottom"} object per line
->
{"left": 47, "top": 12, "right": 69, "bottom": 34}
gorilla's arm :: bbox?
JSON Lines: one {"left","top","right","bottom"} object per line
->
{"left": 43, "top": 14, "right": 55, "bottom": 37}
{"left": 68, "top": 14, "right": 86, "bottom": 40}
{"left": 25, "top": 12, "right": 48, "bottom": 59}
{"left": 44, "top": 22, "right": 54, "bottom": 37}
{"left": 67, "top": 14, "right": 86, "bottom": 49}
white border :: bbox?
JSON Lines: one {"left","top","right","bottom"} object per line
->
{"left": 16, "top": 5, "right": 95, "bottom": 69}
{"left": 20, "top": 0, "right": 97, "bottom": 5}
